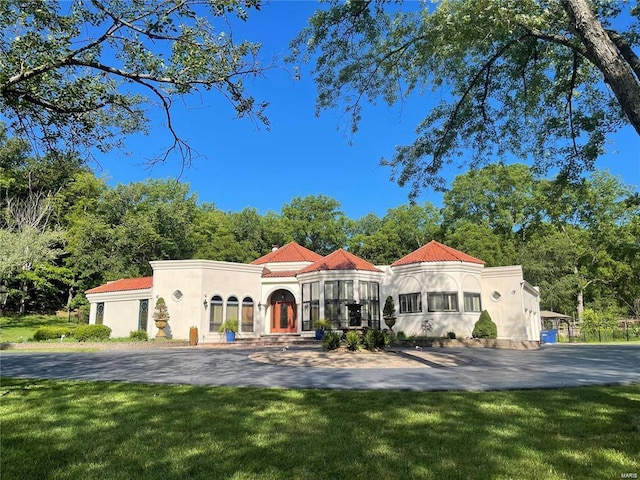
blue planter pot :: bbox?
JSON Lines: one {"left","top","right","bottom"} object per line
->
{"left": 225, "top": 331, "right": 236, "bottom": 343}
{"left": 315, "top": 329, "right": 325, "bottom": 340}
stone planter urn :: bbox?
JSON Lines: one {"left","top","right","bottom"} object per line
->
{"left": 155, "top": 319, "right": 168, "bottom": 338}
{"left": 384, "top": 317, "right": 396, "bottom": 331}
{"left": 153, "top": 297, "right": 170, "bottom": 339}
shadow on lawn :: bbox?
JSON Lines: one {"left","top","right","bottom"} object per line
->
{"left": 1, "top": 378, "right": 638, "bottom": 480}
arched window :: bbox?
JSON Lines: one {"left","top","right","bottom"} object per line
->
{"left": 96, "top": 302, "right": 104, "bottom": 325}
{"left": 241, "top": 297, "right": 254, "bottom": 332}
{"left": 226, "top": 296, "right": 239, "bottom": 322}
{"left": 209, "top": 295, "right": 223, "bottom": 332}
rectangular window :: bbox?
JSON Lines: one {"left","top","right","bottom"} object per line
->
{"left": 138, "top": 299, "right": 149, "bottom": 331}
{"left": 359, "top": 281, "right": 380, "bottom": 329}
{"left": 427, "top": 292, "right": 459, "bottom": 312}
{"left": 399, "top": 293, "right": 422, "bottom": 314}
{"left": 324, "top": 280, "right": 353, "bottom": 329}
{"left": 302, "top": 282, "right": 320, "bottom": 331}
{"left": 96, "top": 302, "right": 104, "bottom": 325}
{"left": 463, "top": 293, "right": 482, "bottom": 312}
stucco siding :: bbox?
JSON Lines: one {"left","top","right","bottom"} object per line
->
{"left": 86, "top": 288, "right": 151, "bottom": 338}
{"left": 481, "top": 266, "right": 541, "bottom": 341}
{"left": 150, "top": 260, "right": 263, "bottom": 340}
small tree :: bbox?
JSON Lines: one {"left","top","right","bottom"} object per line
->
{"left": 472, "top": 310, "right": 498, "bottom": 339}
{"left": 383, "top": 296, "right": 396, "bottom": 319}
{"left": 383, "top": 295, "right": 396, "bottom": 330}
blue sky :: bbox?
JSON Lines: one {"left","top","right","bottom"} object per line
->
{"left": 94, "top": 1, "right": 640, "bottom": 220}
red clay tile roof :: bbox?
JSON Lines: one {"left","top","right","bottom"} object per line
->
{"left": 298, "top": 249, "right": 383, "bottom": 274}
{"left": 261, "top": 268, "right": 298, "bottom": 278}
{"left": 391, "top": 241, "right": 484, "bottom": 267}
{"left": 251, "top": 242, "right": 323, "bottom": 265}
{"left": 86, "top": 276, "right": 153, "bottom": 294}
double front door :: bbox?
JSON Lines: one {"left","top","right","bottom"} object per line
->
{"left": 271, "top": 301, "right": 296, "bottom": 333}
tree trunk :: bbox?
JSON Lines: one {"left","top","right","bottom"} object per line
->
{"left": 574, "top": 264, "right": 584, "bottom": 321}
{"left": 20, "top": 279, "right": 27, "bottom": 315}
{"left": 562, "top": 0, "right": 640, "bottom": 136}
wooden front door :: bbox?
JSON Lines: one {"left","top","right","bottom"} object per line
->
{"left": 272, "top": 301, "right": 296, "bottom": 333}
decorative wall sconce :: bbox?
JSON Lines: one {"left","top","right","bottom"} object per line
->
{"left": 257, "top": 302, "right": 263, "bottom": 311}
{"left": 203, "top": 295, "right": 208, "bottom": 309}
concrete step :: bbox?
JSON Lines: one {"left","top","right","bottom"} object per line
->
{"left": 199, "top": 334, "right": 320, "bottom": 347}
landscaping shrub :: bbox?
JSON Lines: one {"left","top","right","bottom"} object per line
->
{"left": 447, "top": 331, "right": 457, "bottom": 339}
{"left": 129, "top": 330, "right": 148, "bottom": 341}
{"left": 362, "top": 329, "right": 389, "bottom": 351}
{"left": 72, "top": 324, "right": 112, "bottom": 342}
{"left": 32, "top": 326, "right": 74, "bottom": 341}
{"left": 395, "top": 331, "right": 406, "bottom": 340}
{"left": 322, "top": 331, "right": 342, "bottom": 351}
{"left": 472, "top": 310, "right": 498, "bottom": 339}
{"left": 344, "top": 330, "right": 361, "bottom": 351}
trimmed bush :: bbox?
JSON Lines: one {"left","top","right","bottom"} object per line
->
{"left": 362, "top": 329, "right": 389, "bottom": 351}
{"left": 129, "top": 330, "right": 148, "bottom": 341}
{"left": 32, "top": 326, "right": 74, "bottom": 341}
{"left": 472, "top": 310, "right": 498, "bottom": 339}
{"left": 395, "top": 331, "right": 407, "bottom": 341}
{"left": 322, "top": 331, "right": 342, "bottom": 351}
{"left": 344, "top": 330, "right": 361, "bottom": 351}
{"left": 447, "top": 331, "right": 457, "bottom": 339}
{"left": 72, "top": 324, "right": 112, "bottom": 342}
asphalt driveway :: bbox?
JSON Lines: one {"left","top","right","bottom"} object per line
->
{"left": 1, "top": 344, "right": 639, "bottom": 391}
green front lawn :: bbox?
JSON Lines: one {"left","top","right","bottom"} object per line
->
{"left": 0, "top": 314, "right": 73, "bottom": 343}
{"left": 1, "top": 379, "right": 638, "bottom": 480}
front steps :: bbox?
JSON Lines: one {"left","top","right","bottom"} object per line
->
{"left": 199, "top": 334, "right": 320, "bottom": 348}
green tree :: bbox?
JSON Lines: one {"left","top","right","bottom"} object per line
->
{"left": 348, "top": 203, "right": 441, "bottom": 264}
{"left": 522, "top": 171, "right": 637, "bottom": 319}
{"left": 472, "top": 310, "right": 498, "bottom": 339}
{"left": 0, "top": 0, "right": 268, "bottom": 163}
{"left": 443, "top": 220, "right": 515, "bottom": 267}
{"left": 192, "top": 204, "right": 252, "bottom": 262}
{"left": 0, "top": 191, "right": 65, "bottom": 313}
{"left": 442, "top": 164, "right": 539, "bottom": 241}
{"left": 66, "top": 178, "right": 199, "bottom": 290}
{"left": 0, "top": 127, "right": 90, "bottom": 313}
{"left": 291, "top": 0, "right": 640, "bottom": 197}
{"left": 280, "top": 194, "right": 349, "bottom": 255}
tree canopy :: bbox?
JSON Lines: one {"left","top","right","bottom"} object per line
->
{"left": 0, "top": 0, "right": 268, "bottom": 165}
{"left": 0, "top": 143, "right": 637, "bottom": 321}
{"left": 290, "top": 0, "right": 640, "bottom": 198}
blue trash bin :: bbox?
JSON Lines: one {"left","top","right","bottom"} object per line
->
{"left": 540, "top": 329, "right": 558, "bottom": 344}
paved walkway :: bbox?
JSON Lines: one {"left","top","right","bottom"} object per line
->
{"left": 1, "top": 344, "right": 639, "bottom": 391}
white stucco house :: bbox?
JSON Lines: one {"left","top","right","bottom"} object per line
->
{"left": 85, "top": 241, "right": 541, "bottom": 342}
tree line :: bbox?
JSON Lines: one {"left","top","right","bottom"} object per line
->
{"left": 2, "top": 128, "right": 638, "bottom": 322}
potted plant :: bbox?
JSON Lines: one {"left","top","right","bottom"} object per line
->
{"left": 312, "top": 318, "right": 330, "bottom": 340}
{"left": 383, "top": 295, "right": 397, "bottom": 331}
{"left": 153, "top": 297, "right": 170, "bottom": 338}
{"left": 218, "top": 318, "right": 239, "bottom": 342}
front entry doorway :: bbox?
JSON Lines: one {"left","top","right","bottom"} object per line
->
{"left": 270, "top": 289, "right": 297, "bottom": 333}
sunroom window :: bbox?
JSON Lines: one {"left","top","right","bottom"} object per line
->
{"left": 302, "top": 282, "right": 319, "bottom": 331}
{"left": 324, "top": 280, "right": 353, "bottom": 329}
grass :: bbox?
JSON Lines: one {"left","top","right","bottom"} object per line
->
{"left": 0, "top": 314, "right": 76, "bottom": 343}
{"left": 0, "top": 315, "right": 173, "bottom": 345}
{"left": 1, "top": 379, "right": 638, "bottom": 480}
